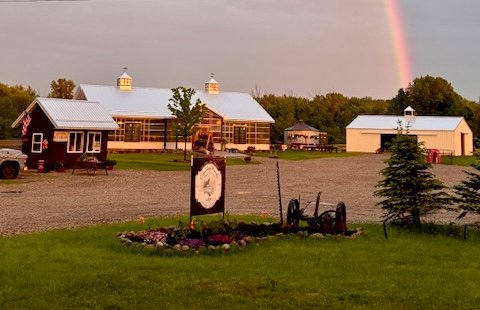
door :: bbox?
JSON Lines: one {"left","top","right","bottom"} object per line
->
{"left": 125, "top": 122, "right": 141, "bottom": 142}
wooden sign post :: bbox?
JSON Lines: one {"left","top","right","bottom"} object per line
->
{"left": 190, "top": 156, "right": 226, "bottom": 220}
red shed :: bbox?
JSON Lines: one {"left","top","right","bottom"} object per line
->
{"left": 11, "top": 98, "right": 118, "bottom": 171}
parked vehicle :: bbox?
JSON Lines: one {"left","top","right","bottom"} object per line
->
{"left": 0, "top": 148, "right": 28, "bottom": 179}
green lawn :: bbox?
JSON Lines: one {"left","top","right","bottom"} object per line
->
{"left": 253, "top": 150, "right": 363, "bottom": 160}
{"left": 441, "top": 154, "right": 478, "bottom": 166}
{"left": 1, "top": 217, "right": 480, "bottom": 309}
{"left": 108, "top": 152, "right": 249, "bottom": 171}
{"left": 107, "top": 151, "right": 361, "bottom": 171}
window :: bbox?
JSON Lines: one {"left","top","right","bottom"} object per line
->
{"left": 86, "top": 132, "right": 102, "bottom": 153}
{"left": 125, "top": 122, "right": 141, "bottom": 142}
{"left": 32, "top": 133, "right": 43, "bottom": 153}
{"left": 68, "top": 132, "right": 84, "bottom": 153}
{"left": 233, "top": 126, "right": 247, "bottom": 144}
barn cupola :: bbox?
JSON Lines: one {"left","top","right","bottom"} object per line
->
{"left": 404, "top": 106, "right": 415, "bottom": 118}
{"left": 117, "top": 67, "right": 132, "bottom": 91}
{"left": 205, "top": 73, "right": 219, "bottom": 95}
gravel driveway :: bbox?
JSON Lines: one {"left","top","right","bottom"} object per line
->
{"left": 1, "top": 154, "right": 477, "bottom": 235}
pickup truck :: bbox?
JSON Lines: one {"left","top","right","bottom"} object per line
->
{"left": 0, "top": 148, "right": 28, "bottom": 179}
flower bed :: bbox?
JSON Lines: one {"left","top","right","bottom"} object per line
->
{"left": 117, "top": 220, "right": 363, "bottom": 255}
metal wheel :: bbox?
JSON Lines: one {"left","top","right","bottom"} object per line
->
{"left": 1, "top": 163, "right": 19, "bottom": 179}
{"left": 317, "top": 210, "right": 336, "bottom": 233}
{"left": 287, "top": 199, "right": 300, "bottom": 225}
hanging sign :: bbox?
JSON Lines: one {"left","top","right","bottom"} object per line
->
{"left": 53, "top": 131, "right": 69, "bottom": 142}
{"left": 190, "top": 156, "right": 225, "bottom": 218}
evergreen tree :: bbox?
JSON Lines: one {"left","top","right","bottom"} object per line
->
{"left": 168, "top": 86, "right": 204, "bottom": 160}
{"left": 374, "top": 122, "right": 451, "bottom": 228}
{"left": 453, "top": 154, "right": 480, "bottom": 218}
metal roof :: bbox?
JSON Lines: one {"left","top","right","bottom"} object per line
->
{"left": 77, "top": 84, "right": 275, "bottom": 123}
{"left": 285, "top": 122, "right": 319, "bottom": 132}
{"left": 12, "top": 98, "right": 119, "bottom": 130}
{"left": 346, "top": 115, "right": 465, "bottom": 131}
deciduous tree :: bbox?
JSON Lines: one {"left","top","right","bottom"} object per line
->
{"left": 48, "top": 78, "right": 75, "bottom": 99}
{"left": 0, "top": 83, "right": 36, "bottom": 138}
{"left": 168, "top": 87, "right": 204, "bottom": 160}
{"left": 389, "top": 75, "right": 466, "bottom": 116}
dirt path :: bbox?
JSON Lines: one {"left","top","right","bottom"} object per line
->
{"left": 1, "top": 154, "right": 477, "bottom": 235}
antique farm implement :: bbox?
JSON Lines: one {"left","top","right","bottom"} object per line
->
{"left": 286, "top": 192, "right": 347, "bottom": 234}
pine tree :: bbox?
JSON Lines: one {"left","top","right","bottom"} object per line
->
{"left": 453, "top": 154, "right": 480, "bottom": 218}
{"left": 374, "top": 123, "right": 451, "bottom": 228}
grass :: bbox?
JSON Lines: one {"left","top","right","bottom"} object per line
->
{"left": 253, "top": 150, "right": 364, "bottom": 160}
{"left": 106, "top": 151, "right": 358, "bottom": 171}
{"left": 1, "top": 216, "right": 480, "bottom": 309}
{"left": 108, "top": 152, "right": 249, "bottom": 171}
{"left": 441, "top": 154, "right": 478, "bottom": 166}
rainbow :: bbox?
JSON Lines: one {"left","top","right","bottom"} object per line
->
{"left": 383, "top": 0, "right": 413, "bottom": 89}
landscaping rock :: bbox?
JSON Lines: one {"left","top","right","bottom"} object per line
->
{"left": 237, "top": 240, "right": 247, "bottom": 247}
{"left": 244, "top": 236, "right": 254, "bottom": 244}
{"left": 310, "top": 233, "right": 324, "bottom": 239}
{"left": 222, "top": 244, "right": 230, "bottom": 252}
{"left": 181, "top": 245, "right": 189, "bottom": 251}
{"left": 296, "top": 231, "right": 309, "bottom": 238}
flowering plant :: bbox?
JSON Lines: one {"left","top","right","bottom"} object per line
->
{"left": 135, "top": 230, "right": 168, "bottom": 244}
{"left": 207, "top": 234, "right": 233, "bottom": 246}
{"left": 179, "top": 238, "right": 206, "bottom": 248}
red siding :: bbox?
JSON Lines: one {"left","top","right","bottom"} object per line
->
{"left": 22, "top": 105, "right": 110, "bottom": 171}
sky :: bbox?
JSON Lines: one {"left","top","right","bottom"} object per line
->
{"left": 0, "top": 0, "right": 479, "bottom": 101}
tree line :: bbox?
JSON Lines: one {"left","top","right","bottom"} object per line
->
{"left": 1, "top": 75, "right": 479, "bottom": 144}
{"left": 0, "top": 78, "right": 75, "bottom": 139}
{"left": 256, "top": 75, "right": 480, "bottom": 145}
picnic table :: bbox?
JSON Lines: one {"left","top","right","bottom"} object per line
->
{"left": 71, "top": 160, "right": 109, "bottom": 175}
{"left": 289, "top": 144, "right": 338, "bottom": 152}
{"left": 317, "top": 145, "right": 338, "bottom": 152}
{"left": 226, "top": 147, "right": 239, "bottom": 153}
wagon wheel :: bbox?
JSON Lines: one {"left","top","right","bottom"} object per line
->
{"left": 316, "top": 210, "right": 336, "bottom": 233}
{"left": 1, "top": 163, "right": 19, "bottom": 179}
{"left": 287, "top": 199, "right": 301, "bottom": 226}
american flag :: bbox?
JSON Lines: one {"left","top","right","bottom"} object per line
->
{"left": 42, "top": 139, "right": 48, "bottom": 150}
{"left": 21, "top": 113, "right": 31, "bottom": 136}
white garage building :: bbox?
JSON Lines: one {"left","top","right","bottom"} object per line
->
{"left": 346, "top": 107, "right": 474, "bottom": 156}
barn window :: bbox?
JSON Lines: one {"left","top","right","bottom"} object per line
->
{"left": 68, "top": 132, "right": 84, "bottom": 153}
{"left": 86, "top": 132, "right": 102, "bottom": 153}
{"left": 31, "top": 133, "right": 43, "bottom": 153}
{"left": 125, "top": 122, "right": 141, "bottom": 142}
{"left": 233, "top": 126, "right": 247, "bottom": 144}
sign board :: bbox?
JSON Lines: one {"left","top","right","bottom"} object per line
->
{"left": 190, "top": 156, "right": 225, "bottom": 218}
{"left": 53, "top": 131, "right": 69, "bottom": 142}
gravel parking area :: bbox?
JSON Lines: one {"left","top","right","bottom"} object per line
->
{"left": 1, "top": 154, "right": 478, "bottom": 235}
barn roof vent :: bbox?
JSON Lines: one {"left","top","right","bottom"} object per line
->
{"left": 404, "top": 106, "right": 415, "bottom": 118}
{"left": 117, "top": 67, "right": 132, "bottom": 91}
{"left": 205, "top": 73, "right": 219, "bottom": 95}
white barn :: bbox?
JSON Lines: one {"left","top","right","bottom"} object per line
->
{"left": 346, "top": 107, "right": 474, "bottom": 156}
{"left": 73, "top": 71, "right": 274, "bottom": 151}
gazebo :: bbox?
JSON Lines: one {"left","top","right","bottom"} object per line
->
{"left": 284, "top": 122, "right": 327, "bottom": 149}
